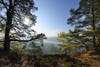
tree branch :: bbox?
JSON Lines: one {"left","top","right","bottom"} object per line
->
{"left": 10, "top": 39, "right": 33, "bottom": 42}
{"left": 0, "top": 38, "right": 37, "bottom": 42}
{"left": 1, "top": 33, "right": 46, "bottom": 42}
{"left": 1, "top": 0, "right": 8, "bottom": 10}
{"left": 0, "top": 41, "right": 4, "bottom": 43}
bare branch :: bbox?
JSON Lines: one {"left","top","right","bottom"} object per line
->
{"left": 0, "top": 41, "right": 3, "bottom": 42}
{"left": 1, "top": 0, "right": 8, "bottom": 10}
{"left": 10, "top": 37, "right": 39, "bottom": 42}
{"left": 10, "top": 33, "right": 46, "bottom": 42}
{"left": 10, "top": 39, "right": 32, "bottom": 42}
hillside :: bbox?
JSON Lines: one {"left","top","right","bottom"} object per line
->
{"left": 0, "top": 47, "right": 100, "bottom": 67}
{"left": 75, "top": 48, "right": 100, "bottom": 67}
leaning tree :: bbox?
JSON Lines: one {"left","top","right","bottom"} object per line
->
{"left": 0, "top": 0, "right": 46, "bottom": 52}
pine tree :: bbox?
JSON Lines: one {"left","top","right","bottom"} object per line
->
{"left": 0, "top": 0, "right": 46, "bottom": 52}
{"left": 67, "top": 0, "right": 100, "bottom": 48}
{"left": 57, "top": 0, "right": 100, "bottom": 52}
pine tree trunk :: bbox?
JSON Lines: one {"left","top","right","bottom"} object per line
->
{"left": 91, "top": 2, "right": 96, "bottom": 47}
{"left": 3, "top": 0, "right": 13, "bottom": 52}
{"left": 4, "top": 28, "right": 10, "bottom": 52}
{"left": 3, "top": 12, "right": 11, "bottom": 52}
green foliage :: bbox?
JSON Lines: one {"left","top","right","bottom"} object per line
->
{"left": 61, "top": 44, "right": 81, "bottom": 51}
{"left": 57, "top": 30, "right": 83, "bottom": 54}
{"left": 0, "top": 0, "right": 46, "bottom": 51}
{"left": 67, "top": 0, "right": 100, "bottom": 49}
{"left": 10, "top": 42, "right": 25, "bottom": 54}
{"left": 57, "top": 26, "right": 100, "bottom": 53}
{"left": 27, "top": 41, "right": 43, "bottom": 56}
{"left": 57, "top": 0, "right": 100, "bottom": 53}
{"left": 70, "top": 52, "right": 81, "bottom": 58}
{"left": 82, "top": 26, "right": 100, "bottom": 46}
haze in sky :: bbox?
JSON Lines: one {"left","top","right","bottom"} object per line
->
{"left": 33, "top": 0, "right": 80, "bottom": 37}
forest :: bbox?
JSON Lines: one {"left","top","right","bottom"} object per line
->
{"left": 0, "top": 0, "right": 100, "bottom": 67}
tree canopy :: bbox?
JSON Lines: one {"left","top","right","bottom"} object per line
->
{"left": 57, "top": 0, "right": 100, "bottom": 53}
{"left": 0, "top": 0, "right": 46, "bottom": 52}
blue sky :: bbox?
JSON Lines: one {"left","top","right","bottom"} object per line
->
{"left": 33, "top": 0, "right": 80, "bottom": 37}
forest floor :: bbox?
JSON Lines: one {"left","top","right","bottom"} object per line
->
{"left": 75, "top": 48, "right": 100, "bottom": 67}
{"left": 0, "top": 48, "right": 100, "bottom": 67}
{"left": 0, "top": 52, "right": 87, "bottom": 67}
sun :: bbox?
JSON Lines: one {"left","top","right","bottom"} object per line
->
{"left": 24, "top": 17, "right": 30, "bottom": 25}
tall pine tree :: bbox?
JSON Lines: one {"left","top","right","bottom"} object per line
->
{"left": 67, "top": 0, "right": 100, "bottom": 48}
{"left": 0, "top": 0, "right": 46, "bottom": 52}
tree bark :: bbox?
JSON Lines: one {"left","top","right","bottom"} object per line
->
{"left": 4, "top": 27, "right": 10, "bottom": 52}
{"left": 3, "top": 0, "right": 13, "bottom": 52}
{"left": 91, "top": 2, "right": 96, "bottom": 48}
{"left": 4, "top": 12, "right": 12, "bottom": 52}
